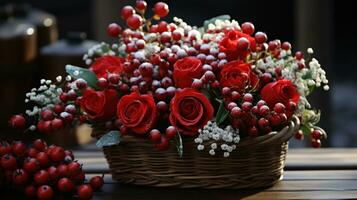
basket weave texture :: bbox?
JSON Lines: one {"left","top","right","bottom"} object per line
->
{"left": 93, "top": 116, "right": 300, "bottom": 189}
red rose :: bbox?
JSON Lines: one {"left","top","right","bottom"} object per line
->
{"left": 169, "top": 88, "right": 214, "bottom": 136}
{"left": 173, "top": 57, "right": 203, "bottom": 88}
{"left": 117, "top": 92, "right": 157, "bottom": 134}
{"left": 90, "top": 56, "right": 124, "bottom": 79}
{"left": 80, "top": 89, "right": 119, "bottom": 121}
{"left": 260, "top": 79, "right": 300, "bottom": 108}
{"left": 220, "top": 61, "right": 259, "bottom": 92}
{"left": 219, "top": 30, "right": 256, "bottom": 61}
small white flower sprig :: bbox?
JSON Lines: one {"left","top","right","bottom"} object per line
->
{"left": 25, "top": 79, "right": 63, "bottom": 117}
{"left": 194, "top": 121, "right": 240, "bottom": 157}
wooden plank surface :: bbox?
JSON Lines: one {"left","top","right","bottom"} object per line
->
{"left": 2, "top": 149, "right": 357, "bottom": 199}
{"left": 74, "top": 148, "right": 357, "bottom": 173}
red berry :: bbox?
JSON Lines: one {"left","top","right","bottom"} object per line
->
{"left": 311, "top": 139, "right": 321, "bottom": 148}
{"left": 149, "top": 129, "right": 161, "bottom": 143}
{"left": 268, "top": 41, "right": 278, "bottom": 51}
{"left": 282, "top": 42, "right": 291, "bottom": 50}
{"left": 57, "top": 164, "right": 69, "bottom": 178}
{"left": 1, "top": 154, "right": 17, "bottom": 170}
{"left": 12, "top": 169, "right": 29, "bottom": 185}
{"left": 279, "top": 113, "right": 288, "bottom": 122}
{"left": 107, "top": 23, "right": 122, "bottom": 37}
{"left": 72, "top": 170, "right": 85, "bottom": 183}
{"left": 204, "top": 71, "right": 215, "bottom": 82}
{"left": 24, "top": 158, "right": 40, "bottom": 173}
{"left": 135, "top": 0, "right": 147, "bottom": 11}
{"left": 126, "top": 14, "right": 142, "bottom": 30}
{"left": 108, "top": 73, "right": 120, "bottom": 85}
{"left": 47, "top": 166, "right": 59, "bottom": 181}
{"left": 274, "top": 103, "right": 286, "bottom": 113}
{"left": 54, "top": 104, "right": 64, "bottom": 114}
{"left": 27, "top": 148, "right": 39, "bottom": 158}
{"left": 33, "top": 139, "right": 47, "bottom": 151}
{"left": 294, "top": 130, "right": 304, "bottom": 140}
{"left": 166, "top": 126, "right": 177, "bottom": 140}
{"left": 155, "top": 136, "right": 169, "bottom": 151}
{"left": 41, "top": 109, "right": 54, "bottom": 121}
{"left": 12, "top": 141, "right": 27, "bottom": 156}
{"left": 154, "top": 2, "right": 169, "bottom": 18}
{"left": 221, "top": 87, "right": 231, "bottom": 96}
{"left": 191, "top": 79, "right": 203, "bottom": 89}
{"left": 9, "top": 115, "right": 26, "bottom": 129}
{"left": 241, "top": 102, "right": 252, "bottom": 112}
{"left": 97, "top": 78, "right": 108, "bottom": 88}
{"left": 68, "top": 161, "right": 82, "bottom": 177}
{"left": 227, "top": 102, "right": 238, "bottom": 110}
{"left": 258, "top": 118, "right": 269, "bottom": 128}
{"left": 59, "top": 93, "right": 68, "bottom": 103}
{"left": 311, "top": 129, "right": 323, "bottom": 140}
{"left": 251, "top": 106, "right": 259, "bottom": 115}
{"left": 243, "top": 93, "right": 253, "bottom": 102}
{"left": 37, "top": 185, "right": 53, "bottom": 200}
{"left": 269, "top": 114, "right": 281, "bottom": 127}
{"left": 49, "top": 147, "right": 65, "bottom": 162}
{"left": 231, "top": 91, "right": 241, "bottom": 101}
{"left": 261, "top": 72, "right": 272, "bottom": 83}
{"left": 0, "top": 142, "right": 12, "bottom": 156}
{"left": 172, "top": 30, "right": 182, "bottom": 41}
{"left": 259, "top": 105, "right": 270, "bottom": 116}
{"left": 90, "top": 176, "right": 104, "bottom": 191}
{"left": 295, "top": 51, "right": 304, "bottom": 60}
{"left": 121, "top": 6, "right": 135, "bottom": 20}
{"left": 156, "top": 101, "right": 168, "bottom": 113}
{"left": 237, "top": 37, "right": 250, "bottom": 51}
{"left": 255, "top": 31, "right": 267, "bottom": 43}
{"left": 37, "top": 120, "right": 52, "bottom": 134}
{"left": 36, "top": 152, "right": 50, "bottom": 167}
{"left": 25, "top": 185, "right": 37, "bottom": 198}
{"left": 51, "top": 118, "right": 63, "bottom": 130}
{"left": 34, "top": 170, "right": 50, "bottom": 185}
{"left": 248, "top": 126, "right": 258, "bottom": 137}
{"left": 139, "top": 62, "right": 154, "bottom": 77}
{"left": 66, "top": 90, "right": 77, "bottom": 101}
{"left": 241, "top": 22, "right": 255, "bottom": 35}
{"left": 77, "top": 184, "right": 93, "bottom": 200}
{"left": 58, "top": 177, "right": 75, "bottom": 193}
{"left": 230, "top": 107, "right": 241, "bottom": 118}
{"left": 287, "top": 101, "right": 297, "bottom": 111}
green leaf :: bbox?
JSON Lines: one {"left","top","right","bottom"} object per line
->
{"left": 300, "top": 124, "right": 312, "bottom": 135}
{"left": 203, "top": 15, "right": 231, "bottom": 31}
{"left": 65, "top": 65, "right": 99, "bottom": 89}
{"left": 96, "top": 131, "right": 120, "bottom": 148}
{"left": 216, "top": 100, "right": 229, "bottom": 126}
{"left": 175, "top": 132, "right": 183, "bottom": 158}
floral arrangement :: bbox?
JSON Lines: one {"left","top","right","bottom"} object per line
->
{"left": 9, "top": 1, "right": 328, "bottom": 157}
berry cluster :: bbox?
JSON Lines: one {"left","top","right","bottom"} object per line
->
{"left": 0, "top": 140, "right": 103, "bottom": 200}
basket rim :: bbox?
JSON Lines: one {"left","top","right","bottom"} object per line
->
{"left": 93, "top": 116, "right": 300, "bottom": 148}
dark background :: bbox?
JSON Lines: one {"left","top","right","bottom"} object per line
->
{"left": 0, "top": 0, "right": 356, "bottom": 147}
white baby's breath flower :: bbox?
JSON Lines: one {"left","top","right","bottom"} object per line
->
{"left": 56, "top": 76, "right": 62, "bottom": 82}
{"left": 307, "top": 48, "right": 314, "bottom": 54}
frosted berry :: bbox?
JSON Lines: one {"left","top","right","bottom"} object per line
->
{"left": 107, "top": 23, "right": 122, "bottom": 37}
{"left": 241, "top": 22, "right": 255, "bottom": 35}
{"left": 154, "top": 2, "right": 169, "bottom": 18}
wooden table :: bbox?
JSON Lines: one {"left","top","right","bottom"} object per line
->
{"left": 3, "top": 148, "right": 357, "bottom": 199}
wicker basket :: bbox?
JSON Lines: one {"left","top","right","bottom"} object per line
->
{"left": 93, "top": 116, "right": 300, "bottom": 189}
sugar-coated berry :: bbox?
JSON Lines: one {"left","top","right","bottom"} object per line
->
{"left": 154, "top": 2, "right": 169, "bottom": 18}
{"left": 230, "top": 107, "right": 241, "bottom": 118}
{"left": 282, "top": 41, "right": 291, "bottom": 50}
{"left": 166, "top": 126, "right": 177, "bottom": 139}
{"left": 243, "top": 93, "right": 253, "bottom": 102}
{"left": 227, "top": 102, "right": 238, "bottom": 110}
{"left": 255, "top": 32, "right": 267, "bottom": 43}
{"left": 149, "top": 129, "right": 161, "bottom": 143}
{"left": 121, "top": 6, "right": 135, "bottom": 20}
{"left": 241, "top": 102, "right": 252, "bottom": 112}
{"left": 135, "top": 0, "right": 147, "bottom": 11}
{"left": 126, "top": 14, "right": 142, "bottom": 30}
{"left": 241, "top": 22, "right": 255, "bottom": 35}
{"left": 259, "top": 105, "right": 270, "bottom": 116}
{"left": 248, "top": 126, "right": 258, "bottom": 137}
{"left": 231, "top": 91, "right": 241, "bottom": 101}
{"left": 237, "top": 37, "right": 250, "bottom": 51}
{"left": 107, "top": 23, "right": 122, "bottom": 37}
{"left": 274, "top": 103, "right": 286, "bottom": 113}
